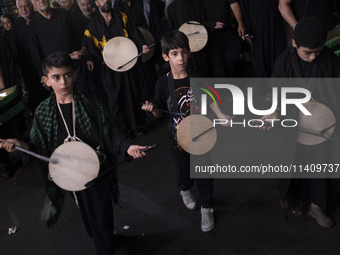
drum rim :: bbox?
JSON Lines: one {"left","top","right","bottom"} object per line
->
{"left": 177, "top": 114, "right": 217, "bottom": 155}
{"left": 103, "top": 36, "right": 138, "bottom": 72}
{"left": 49, "top": 141, "right": 100, "bottom": 191}
{"left": 179, "top": 21, "right": 208, "bottom": 53}
{"left": 297, "top": 101, "right": 336, "bottom": 145}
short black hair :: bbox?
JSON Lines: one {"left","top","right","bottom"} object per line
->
{"left": 161, "top": 30, "right": 190, "bottom": 55}
{"left": 294, "top": 16, "right": 327, "bottom": 49}
{"left": 42, "top": 51, "right": 74, "bottom": 76}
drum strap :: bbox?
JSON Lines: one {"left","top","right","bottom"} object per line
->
{"left": 57, "top": 100, "right": 83, "bottom": 144}
{"left": 167, "top": 72, "right": 179, "bottom": 113}
{"left": 57, "top": 101, "right": 82, "bottom": 206}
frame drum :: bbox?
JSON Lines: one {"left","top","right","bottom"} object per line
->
{"left": 138, "top": 27, "right": 155, "bottom": 63}
{"left": 103, "top": 36, "right": 138, "bottom": 72}
{"left": 179, "top": 21, "right": 208, "bottom": 52}
{"left": 297, "top": 101, "right": 336, "bottom": 145}
{"left": 49, "top": 141, "right": 100, "bottom": 191}
{"left": 177, "top": 115, "right": 217, "bottom": 155}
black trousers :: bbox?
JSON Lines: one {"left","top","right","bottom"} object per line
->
{"left": 278, "top": 142, "right": 333, "bottom": 211}
{"left": 207, "top": 32, "right": 241, "bottom": 77}
{"left": 76, "top": 176, "right": 115, "bottom": 255}
{"left": 169, "top": 138, "right": 214, "bottom": 208}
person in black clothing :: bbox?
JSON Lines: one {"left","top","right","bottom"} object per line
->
{"left": 201, "top": 0, "right": 246, "bottom": 77}
{"left": 29, "top": 0, "right": 88, "bottom": 92}
{"left": 279, "top": 0, "right": 340, "bottom": 35}
{"left": 241, "top": 0, "right": 287, "bottom": 77}
{"left": 0, "top": 13, "right": 22, "bottom": 87}
{"left": 261, "top": 17, "right": 340, "bottom": 228}
{"left": 166, "top": 0, "right": 211, "bottom": 76}
{"left": 112, "top": 0, "right": 130, "bottom": 13}
{"left": 128, "top": 0, "right": 165, "bottom": 95}
{"left": 142, "top": 30, "right": 219, "bottom": 232}
{"left": 12, "top": 0, "right": 50, "bottom": 112}
{"left": 84, "top": 0, "right": 151, "bottom": 135}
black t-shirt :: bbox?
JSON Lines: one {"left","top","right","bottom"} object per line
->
{"left": 29, "top": 8, "right": 81, "bottom": 58}
{"left": 153, "top": 74, "right": 200, "bottom": 140}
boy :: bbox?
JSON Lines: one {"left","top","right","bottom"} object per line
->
{"left": 262, "top": 17, "right": 340, "bottom": 227}
{"left": 0, "top": 51, "right": 146, "bottom": 254}
{"left": 142, "top": 30, "right": 219, "bottom": 232}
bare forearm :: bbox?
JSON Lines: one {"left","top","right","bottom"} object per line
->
{"left": 230, "top": 2, "right": 245, "bottom": 28}
{"left": 278, "top": 0, "right": 298, "bottom": 29}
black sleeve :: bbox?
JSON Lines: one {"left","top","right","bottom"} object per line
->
{"left": 28, "top": 22, "right": 44, "bottom": 77}
{"left": 64, "top": 9, "right": 82, "bottom": 48}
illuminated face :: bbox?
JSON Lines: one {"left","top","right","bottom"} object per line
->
{"left": 1, "top": 17, "right": 12, "bottom": 31}
{"left": 17, "top": 0, "right": 34, "bottom": 20}
{"left": 95, "top": 0, "right": 111, "bottom": 13}
{"left": 78, "top": 0, "right": 93, "bottom": 15}
{"left": 59, "top": 0, "right": 74, "bottom": 11}
{"left": 43, "top": 66, "right": 76, "bottom": 101}
{"left": 292, "top": 39, "right": 324, "bottom": 63}
{"left": 32, "top": 0, "right": 50, "bottom": 12}
{"left": 162, "top": 48, "right": 190, "bottom": 74}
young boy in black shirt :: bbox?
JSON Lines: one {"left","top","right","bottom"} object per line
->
{"left": 142, "top": 30, "right": 215, "bottom": 232}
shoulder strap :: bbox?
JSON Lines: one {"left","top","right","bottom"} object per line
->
{"left": 167, "top": 72, "right": 179, "bottom": 112}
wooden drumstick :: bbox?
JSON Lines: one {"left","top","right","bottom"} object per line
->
{"left": 141, "top": 102, "right": 187, "bottom": 116}
{"left": 117, "top": 43, "right": 156, "bottom": 70}
{"left": 186, "top": 31, "right": 200, "bottom": 36}
{"left": 14, "top": 146, "right": 58, "bottom": 164}
{"left": 191, "top": 126, "right": 215, "bottom": 142}
{"left": 84, "top": 144, "right": 157, "bottom": 188}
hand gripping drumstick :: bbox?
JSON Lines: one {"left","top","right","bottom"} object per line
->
{"left": 84, "top": 144, "right": 157, "bottom": 188}
{"left": 141, "top": 103, "right": 187, "bottom": 116}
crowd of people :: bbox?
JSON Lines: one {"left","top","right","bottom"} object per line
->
{"left": 0, "top": 0, "right": 340, "bottom": 254}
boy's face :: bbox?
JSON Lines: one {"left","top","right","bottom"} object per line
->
{"left": 292, "top": 39, "right": 324, "bottom": 63}
{"left": 162, "top": 48, "right": 190, "bottom": 73}
{"left": 42, "top": 66, "right": 76, "bottom": 99}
